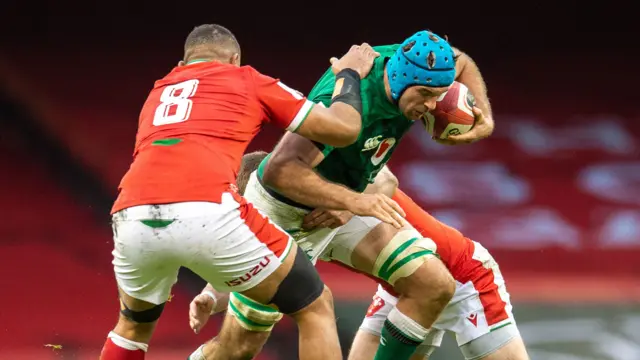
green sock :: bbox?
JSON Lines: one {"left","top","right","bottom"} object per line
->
{"left": 373, "top": 319, "right": 423, "bottom": 360}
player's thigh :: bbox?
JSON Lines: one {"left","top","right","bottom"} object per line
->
{"left": 188, "top": 191, "right": 326, "bottom": 316}
{"left": 321, "top": 215, "right": 384, "bottom": 271}
{"left": 480, "top": 336, "right": 528, "bottom": 360}
{"left": 326, "top": 216, "right": 445, "bottom": 291}
{"left": 455, "top": 242, "right": 518, "bottom": 343}
{"left": 440, "top": 243, "right": 524, "bottom": 360}
{"left": 187, "top": 192, "right": 295, "bottom": 302}
{"left": 111, "top": 208, "right": 184, "bottom": 306}
{"left": 460, "top": 325, "right": 526, "bottom": 360}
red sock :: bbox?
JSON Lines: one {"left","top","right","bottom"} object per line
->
{"left": 100, "top": 337, "right": 146, "bottom": 360}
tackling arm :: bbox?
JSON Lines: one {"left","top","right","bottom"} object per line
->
{"left": 295, "top": 101, "right": 361, "bottom": 148}
{"left": 262, "top": 132, "right": 362, "bottom": 210}
{"left": 264, "top": 133, "right": 405, "bottom": 227}
{"left": 452, "top": 47, "right": 494, "bottom": 122}
{"left": 254, "top": 69, "right": 362, "bottom": 148}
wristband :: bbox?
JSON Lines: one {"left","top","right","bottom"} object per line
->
{"left": 331, "top": 68, "right": 363, "bottom": 114}
{"left": 201, "top": 290, "right": 218, "bottom": 315}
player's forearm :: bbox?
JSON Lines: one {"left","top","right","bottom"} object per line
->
{"left": 201, "top": 283, "right": 229, "bottom": 314}
{"left": 263, "top": 158, "right": 359, "bottom": 210}
{"left": 453, "top": 48, "right": 492, "bottom": 119}
{"left": 298, "top": 103, "right": 361, "bottom": 147}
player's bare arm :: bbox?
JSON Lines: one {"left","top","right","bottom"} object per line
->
{"left": 303, "top": 166, "right": 399, "bottom": 230}
{"left": 437, "top": 47, "right": 494, "bottom": 144}
{"left": 453, "top": 47, "right": 492, "bottom": 119}
{"left": 263, "top": 132, "right": 405, "bottom": 228}
{"left": 295, "top": 43, "right": 380, "bottom": 147}
{"left": 189, "top": 284, "right": 230, "bottom": 334}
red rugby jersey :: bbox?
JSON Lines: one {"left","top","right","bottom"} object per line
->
{"left": 112, "top": 61, "right": 314, "bottom": 213}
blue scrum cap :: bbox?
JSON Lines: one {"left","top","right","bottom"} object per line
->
{"left": 387, "top": 30, "right": 456, "bottom": 101}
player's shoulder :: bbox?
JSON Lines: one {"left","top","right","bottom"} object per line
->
{"left": 241, "top": 65, "right": 286, "bottom": 86}
{"left": 161, "top": 62, "right": 255, "bottom": 82}
{"left": 238, "top": 64, "right": 261, "bottom": 77}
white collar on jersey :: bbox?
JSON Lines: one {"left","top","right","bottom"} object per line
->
{"left": 185, "top": 59, "right": 210, "bottom": 65}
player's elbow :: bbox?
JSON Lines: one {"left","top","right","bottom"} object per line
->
{"left": 261, "top": 153, "right": 291, "bottom": 190}
{"left": 452, "top": 48, "right": 476, "bottom": 79}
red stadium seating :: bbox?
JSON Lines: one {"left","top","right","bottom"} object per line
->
{"left": 0, "top": 135, "right": 217, "bottom": 358}
{"left": 2, "top": 51, "right": 638, "bottom": 279}
{"left": 1, "top": 50, "right": 638, "bottom": 304}
{"left": 0, "top": 52, "right": 285, "bottom": 191}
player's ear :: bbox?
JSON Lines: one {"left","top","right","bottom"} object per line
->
{"left": 231, "top": 53, "right": 241, "bottom": 66}
{"left": 177, "top": 60, "right": 185, "bottom": 67}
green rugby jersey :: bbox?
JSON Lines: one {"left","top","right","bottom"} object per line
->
{"left": 257, "top": 44, "right": 414, "bottom": 202}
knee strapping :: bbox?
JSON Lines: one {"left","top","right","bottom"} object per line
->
{"left": 227, "top": 293, "right": 283, "bottom": 332}
{"left": 372, "top": 229, "right": 438, "bottom": 286}
{"left": 120, "top": 300, "right": 164, "bottom": 323}
{"left": 270, "top": 245, "right": 325, "bottom": 314}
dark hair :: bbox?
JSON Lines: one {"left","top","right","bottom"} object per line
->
{"left": 184, "top": 24, "right": 240, "bottom": 61}
{"left": 237, "top": 151, "right": 269, "bottom": 195}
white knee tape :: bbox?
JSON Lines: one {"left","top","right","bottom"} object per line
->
{"left": 227, "top": 293, "right": 283, "bottom": 332}
{"left": 372, "top": 229, "right": 438, "bottom": 285}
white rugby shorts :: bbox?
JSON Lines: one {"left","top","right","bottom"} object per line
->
{"left": 360, "top": 242, "right": 520, "bottom": 360}
{"left": 111, "top": 192, "right": 293, "bottom": 304}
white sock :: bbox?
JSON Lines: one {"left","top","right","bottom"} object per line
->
{"left": 188, "top": 345, "right": 206, "bottom": 360}
{"left": 387, "top": 307, "right": 429, "bottom": 341}
{"left": 107, "top": 331, "right": 149, "bottom": 352}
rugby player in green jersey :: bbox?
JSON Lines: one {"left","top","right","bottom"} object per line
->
{"left": 189, "top": 30, "right": 494, "bottom": 360}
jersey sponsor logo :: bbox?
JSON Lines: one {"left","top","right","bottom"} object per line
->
{"left": 362, "top": 135, "right": 383, "bottom": 152}
{"left": 467, "top": 312, "right": 478, "bottom": 327}
{"left": 371, "top": 138, "right": 396, "bottom": 166}
{"left": 224, "top": 255, "right": 272, "bottom": 287}
{"left": 366, "top": 295, "right": 386, "bottom": 317}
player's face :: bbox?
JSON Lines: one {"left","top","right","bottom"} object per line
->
{"left": 398, "top": 85, "right": 449, "bottom": 120}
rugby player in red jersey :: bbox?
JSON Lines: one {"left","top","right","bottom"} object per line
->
{"left": 100, "top": 24, "right": 405, "bottom": 360}
{"left": 189, "top": 152, "right": 530, "bottom": 360}
{"left": 348, "top": 171, "right": 529, "bottom": 360}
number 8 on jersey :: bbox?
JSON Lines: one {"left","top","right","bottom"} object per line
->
{"left": 153, "top": 79, "right": 200, "bottom": 126}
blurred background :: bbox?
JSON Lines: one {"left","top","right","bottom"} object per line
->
{"left": 1, "top": 1, "right": 638, "bottom": 359}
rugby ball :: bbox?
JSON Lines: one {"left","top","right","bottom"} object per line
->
{"left": 421, "top": 81, "right": 476, "bottom": 139}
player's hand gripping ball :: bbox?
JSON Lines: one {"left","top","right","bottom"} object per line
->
{"left": 421, "top": 81, "right": 476, "bottom": 140}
